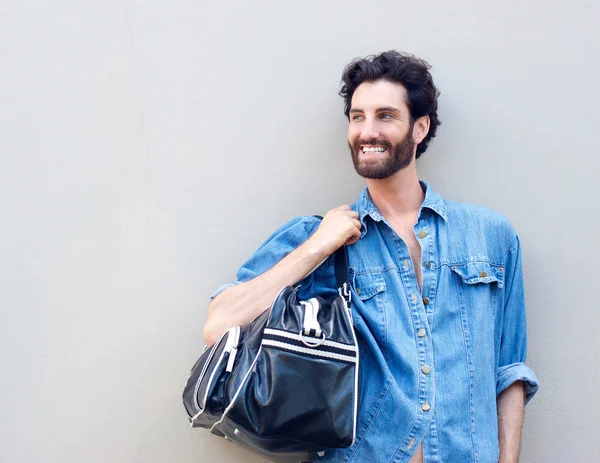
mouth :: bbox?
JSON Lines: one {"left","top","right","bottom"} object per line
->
{"left": 360, "top": 145, "right": 388, "bottom": 156}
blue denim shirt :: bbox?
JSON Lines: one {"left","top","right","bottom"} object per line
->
{"left": 212, "top": 181, "right": 538, "bottom": 463}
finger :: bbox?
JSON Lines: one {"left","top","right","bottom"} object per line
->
{"left": 345, "top": 223, "right": 362, "bottom": 243}
{"left": 345, "top": 235, "right": 359, "bottom": 246}
{"left": 334, "top": 204, "right": 351, "bottom": 211}
{"left": 343, "top": 210, "right": 359, "bottom": 219}
{"left": 350, "top": 218, "right": 362, "bottom": 230}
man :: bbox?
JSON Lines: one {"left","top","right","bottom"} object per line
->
{"left": 203, "top": 51, "right": 538, "bottom": 463}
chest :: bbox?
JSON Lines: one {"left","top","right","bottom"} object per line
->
{"left": 388, "top": 220, "right": 423, "bottom": 290}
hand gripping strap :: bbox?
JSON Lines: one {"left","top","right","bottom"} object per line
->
{"left": 311, "top": 215, "right": 350, "bottom": 290}
{"left": 310, "top": 215, "right": 350, "bottom": 303}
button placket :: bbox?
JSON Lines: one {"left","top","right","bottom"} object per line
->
{"left": 417, "top": 224, "right": 433, "bottom": 318}
{"left": 417, "top": 221, "right": 433, "bottom": 420}
{"left": 415, "top": 220, "right": 434, "bottom": 423}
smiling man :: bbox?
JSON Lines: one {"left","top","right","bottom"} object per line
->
{"left": 203, "top": 51, "right": 538, "bottom": 463}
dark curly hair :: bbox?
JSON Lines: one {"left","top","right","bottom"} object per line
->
{"left": 340, "top": 51, "right": 441, "bottom": 158}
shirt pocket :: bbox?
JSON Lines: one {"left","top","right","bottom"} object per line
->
{"left": 449, "top": 261, "right": 504, "bottom": 334}
{"left": 450, "top": 261, "right": 505, "bottom": 288}
{"left": 353, "top": 272, "right": 387, "bottom": 300}
{"left": 352, "top": 272, "right": 388, "bottom": 350}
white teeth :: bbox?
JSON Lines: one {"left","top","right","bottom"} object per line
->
{"left": 362, "top": 146, "right": 386, "bottom": 153}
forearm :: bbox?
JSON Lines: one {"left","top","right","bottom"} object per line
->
{"left": 497, "top": 380, "right": 525, "bottom": 463}
{"left": 203, "top": 237, "right": 330, "bottom": 345}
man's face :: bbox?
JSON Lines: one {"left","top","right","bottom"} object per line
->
{"left": 348, "top": 80, "right": 416, "bottom": 179}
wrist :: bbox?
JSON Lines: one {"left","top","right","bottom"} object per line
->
{"left": 303, "top": 235, "right": 335, "bottom": 262}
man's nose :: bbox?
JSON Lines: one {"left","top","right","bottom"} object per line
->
{"left": 360, "top": 118, "right": 379, "bottom": 141}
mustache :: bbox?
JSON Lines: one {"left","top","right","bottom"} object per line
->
{"left": 352, "top": 138, "right": 392, "bottom": 151}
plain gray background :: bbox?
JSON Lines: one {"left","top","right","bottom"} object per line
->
{"left": 1, "top": 1, "right": 599, "bottom": 462}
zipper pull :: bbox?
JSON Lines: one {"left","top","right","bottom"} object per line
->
{"left": 226, "top": 347, "right": 237, "bottom": 372}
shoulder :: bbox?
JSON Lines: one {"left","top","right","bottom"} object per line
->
{"left": 259, "top": 215, "right": 322, "bottom": 249}
{"left": 230, "top": 215, "right": 323, "bottom": 284}
{"left": 444, "top": 200, "right": 518, "bottom": 253}
{"left": 445, "top": 200, "right": 514, "bottom": 229}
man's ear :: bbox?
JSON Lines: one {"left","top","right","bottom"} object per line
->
{"left": 412, "top": 115, "right": 430, "bottom": 144}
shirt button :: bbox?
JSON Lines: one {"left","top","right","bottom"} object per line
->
{"left": 356, "top": 288, "right": 361, "bottom": 295}
{"left": 480, "top": 271, "right": 487, "bottom": 277}
{"left": 418, "top": 230, "right": 427, "bottom": 238}
{"left": 426, "top": 261, "right": 431, "bottom": 269}
{"left": 422, "top": 297, "right": 430, "bottom": 306}
{"left": 412, "top": 293, "right": 417, "bottom": 303}
{"left": 404, "top": 259, "right": 409, "bottom": 271}
{"left": 422, "top": 402, "right": 431, "bottom": 411}
{"left": 418, "top": 328, "right": 426, "bottom": 338}
{"left": 421, "top": 365, "right": 431, "bottom": 374}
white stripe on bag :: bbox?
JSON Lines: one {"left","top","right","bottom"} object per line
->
{"left": 263, "top": 328, "right": 357, "bottom": 352}
{"left": 262, "top": 339, "right": 357, "bottom": 363}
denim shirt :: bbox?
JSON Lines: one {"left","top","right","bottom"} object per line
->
{"left": 212, "top": 181, "right": 538, "bottom": 463}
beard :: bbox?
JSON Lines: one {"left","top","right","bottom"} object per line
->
{"left": 348, "top": 127, "right": 416, "bottom": 180}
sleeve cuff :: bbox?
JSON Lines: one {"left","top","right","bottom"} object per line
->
{"left": 496, "top": 362, "right": 539, "bottom": 405}
{"left": 210, "top": 281, "right": 242, "bottom": 300}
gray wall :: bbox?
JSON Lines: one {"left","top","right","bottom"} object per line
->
{"left": 1, "top": 1, "right": 598, "bottom": 462}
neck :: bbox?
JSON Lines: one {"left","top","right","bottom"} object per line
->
{"left": 365, "top": 161, "right": 424, "bottom": 220}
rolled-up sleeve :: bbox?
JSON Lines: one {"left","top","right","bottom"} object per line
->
{"left": 210, "top": 281, "right": 242, "bottom": 300}
{"left": 210, "top": 216, "right": 324, "bottom": 301}
{"left": 496, "top": 235, "right": 539, "bottom": 404}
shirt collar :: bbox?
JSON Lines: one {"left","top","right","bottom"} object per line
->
{"left": 355, "top": 180, "right": 448, "bottom": 237}
{"left": 419, "top": 179, "right": 448, "bottom": 221}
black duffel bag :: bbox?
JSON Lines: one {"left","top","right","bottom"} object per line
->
{"left": 182, "top": 246, "right": 359, "bottom": 462}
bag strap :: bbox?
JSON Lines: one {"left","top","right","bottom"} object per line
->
{"left": 333, "top": 244, "right": 350, "bottom": 288}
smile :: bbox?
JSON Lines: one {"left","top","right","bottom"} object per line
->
{"left": 361, "top": 145, "right": 387, "bottom": 155}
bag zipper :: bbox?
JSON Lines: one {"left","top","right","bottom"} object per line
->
{"left": 192, "top": 326, "right": 240, "bottom": 415}
{"left": 225, "top": 326, "right": 240, "bottom": 372}
{"left": 193, "top": 331, "right": 227, "bottom": 412}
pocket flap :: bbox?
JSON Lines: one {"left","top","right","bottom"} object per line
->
{"left": 353, "top": 272, "right": 386, "bottom": 300}
{"left": 451, "top": 262, "right": 505, "bottom": 288}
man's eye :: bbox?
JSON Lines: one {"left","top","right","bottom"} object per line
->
{"left": 381, "top": 113, "right": 393, "bottom": 119}
{"left": 351, "top": 115, "right": 363, "bottom": 121}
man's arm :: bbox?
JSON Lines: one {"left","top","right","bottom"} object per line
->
{"left": 495, "top": 231, "right": 538, "bottom": 461}
{"left": 203, "top": 205, "right": 361, "bottom": 346}
{"left": 497, "top": 380, "right": 525, "bottom": 463}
